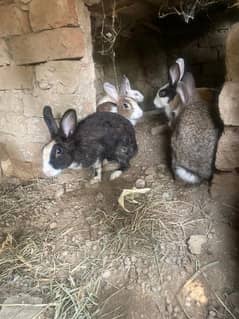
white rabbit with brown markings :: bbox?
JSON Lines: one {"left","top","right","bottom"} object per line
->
{"left": 97, "top": 76, "right": 144, "bottom": 126}
{"left": 170, "top": 72, "right": 219, "bottom": 184}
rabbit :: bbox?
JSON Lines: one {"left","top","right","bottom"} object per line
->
{"left": 154, "top": 57, "right": 185, "bottom": 123}
{"left": 42, "top": 106, "right": 138, "bottom": 183}
{"left": 170, "top": 72, "right": 219, "bottom": 184}
{"left": 120, "top": 75, "right": 144, "bottom": 103}
{"left": 97, "top": 76, "right": 144, "bottom": 126}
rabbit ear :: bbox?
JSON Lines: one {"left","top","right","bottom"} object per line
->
{"left": 176, "top": 57, "right": 185, "bottom": 81}
{"left": 182, "top": 72, "right": 196, "bottom": 100}
{"left": 176, "top": 82, "right": 189, "bottom": 105}
{"left": 169, "top": 63, "right": 181, "bottom": 85}
{"left": 120, "top": 75, "right": 131, "bottom": 96}
{"left": 103, "top": 82, "right": 119, "bottom": 102}
{"left": 120, "top": 75, "right": 144, "bottom": 102}
{"left": 43, "top": 105, "right": 58, "bottom": 138}
{"left": 60, "top": 109, "right": 77, "bottom": 138}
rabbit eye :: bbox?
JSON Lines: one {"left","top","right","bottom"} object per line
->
{"left": 56, "top": 147, "right": 63, "bottom": 156}
{"left": 123, "top": 103, "right": 129, "bottom": 109}
{"left": 159, "top": 89, "right": 167, "bottom": 97}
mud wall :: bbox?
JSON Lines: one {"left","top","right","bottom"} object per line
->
{"left": 0, "top": 0, "right": 96, "bottom": 179}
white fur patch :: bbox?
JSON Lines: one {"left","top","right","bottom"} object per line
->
{"left": 97, "top": 96, "right": 114, "bottom": 105}
{"left": 154, "top": 89, "right": 170, "bottom": 109}
{"left": 110, "top": 170, "right": 122, "bottom": 180}
{"left": 90, "top": 175, "right": 101, "bottom": 184}
{"left": 42, "top": 141, "right": 62, "bottom": 177}
{"left": 127, "top": 99, "right": 143, "bottom": 125}
{"left": 110, "top": 106, "right": 118, "bottom": 113}
{"left": 127, "top": 90, "right": 144, "bottom": 103}
{"left": 175, "top": 166, "right": 200, "bottom": 184}
{"left": 69, "top": 162, "right": 82, "bottom": 170}
{"left": 131, "top": 105, "right": 143, "bottom": 122}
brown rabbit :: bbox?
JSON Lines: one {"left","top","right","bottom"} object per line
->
{"left": 97, "top": 78, "right": 143, "bottom": 126}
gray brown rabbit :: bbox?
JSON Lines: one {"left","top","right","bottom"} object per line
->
{"left": 170, "top": 72, "right": 219, "bottom": 184}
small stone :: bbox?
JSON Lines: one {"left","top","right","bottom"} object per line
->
{"left": 162, "top": 192, "right": 173, "bottom": 201}
{"left": 96, "top": 192, "right": 104, "bottom": 201}
{"left": 151, "top": 124, "right": 168, "bottom": 135}
{"left": 55, "top": 187, "right": 64, "bottom": 199}
{"left": 208, "top": 233, "right": 213, "bottom": 239}
{"left": 208, "top": 310, "right": 217, "bottom": 317}
{"left": 145, "top": 175, "right": 154, "bottom": 183}
{"left": 135, "top": 178, "right": 146, "bottom": 188}
{"left": 174, "top": 306, "right": 180, "bottom": 313}
{"left": 49, "top": 222, "right": 57, "bottom": 229}
{"left": 102, "top": 270, "right": 111, "bottom": 279}
{"left": 131, "top": 256, "right": 137, "bottom": 263}
{"left": 187, "top": 235, "right": 207, "bottom": 255}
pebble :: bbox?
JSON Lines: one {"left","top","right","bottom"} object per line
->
{"left": 131, "top": 256, "right": 137, "bottom": 263}
{"left": 207, "top": 310, "right": 217, "bottom": 318}
{"left": 187, "top": 235, "right": 207, "bottom": 255}
{"left": 145, "top": 175, "right": 154, "bottom": 183}
{"left": 208, "top": 233, "right": 213, "bottom": 239}
{"left": 162, "top": 191, "right": 173, "bottom": 201}
{"left": 135, "top": 178, "right": 146, "bottom": 188}
{"left": 55, "top": 187, "right": 64, "bottom": 199}
{"left": 49, "top": 222, "right": 57, "bottom": 229}
{"left": 96, "top": 192, "right": 104, "bottom": 201}
{"left": 102, "top": 270, "right": 111, "bottom": 279}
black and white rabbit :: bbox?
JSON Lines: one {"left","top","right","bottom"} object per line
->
{"left": 97, "top": 76, "right": 144, "bottom": 126}
{"left": 42, "top": 106, "right": 138, "bottom": 183}
{"left": 154, "top": 57, "right": 185, "bottom": 122}
{"left": 171, "top": 72, "right": 219, "bottom": 184}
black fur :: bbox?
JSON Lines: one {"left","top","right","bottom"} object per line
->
{"left": 43, "top": 106, "right": 138, "bottom": 174}
{"left": 43, "top": 105, "right": 58, "bottom": 138}
{"left": 159, "top": 84, "right": 177, "bottom": 102}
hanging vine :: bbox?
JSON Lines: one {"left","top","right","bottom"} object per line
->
{"left": 158, "top": 0, "right": 234, "bottom": 23}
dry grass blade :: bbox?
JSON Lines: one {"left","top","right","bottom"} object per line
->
{"left": 118, "top": 188, "right": 151, "bottom": 212}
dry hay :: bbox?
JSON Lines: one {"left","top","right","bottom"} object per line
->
{"left": 0, "top": 176, "right": 211, "bottom": 318}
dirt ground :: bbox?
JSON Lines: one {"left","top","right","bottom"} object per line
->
{"left": 0, "top": 113, "right": 239, "bottom": 319}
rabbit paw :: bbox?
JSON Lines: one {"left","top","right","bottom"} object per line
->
{"left": 90, "top": 175, "right": 101, "bottom": 184}
{"left": 110, "top": 170, "right": 122, "bottom": 181}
